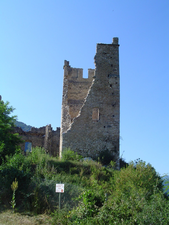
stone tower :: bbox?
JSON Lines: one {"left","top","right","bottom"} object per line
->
{"left": 60, "top": 38, "right": 120, "bottom": 166}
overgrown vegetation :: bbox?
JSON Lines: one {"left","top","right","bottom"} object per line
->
{"left": 0, "top": 100, "right": 22, "bottom": 164}
{"left": 1, "top": 100, "right": 169, "bottom": 224}
{"left": 0, "top": 147, "right": 168, "bottom": 224}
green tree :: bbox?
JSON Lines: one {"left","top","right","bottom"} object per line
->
{"left": 0, "top": 100, "right": 21, "bottom": 164}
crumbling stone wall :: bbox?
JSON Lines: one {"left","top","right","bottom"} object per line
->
{"left": 0, "top": 94, "right": 60, "bottom": 156}
{"left": 60, "top": 60, "right": 94, "bottom": 134}
{"left": 60, "top": 38, "right": 120, "bottom": 167}
{"left": 15, "top": 125, "right": 60, "bottom": 156}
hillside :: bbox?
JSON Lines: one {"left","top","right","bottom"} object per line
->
{"left": 15, "top": 121, "right": 32, "bottom": 132}
{"left": 0, "top": 148, "right": 169, "bottom": 224}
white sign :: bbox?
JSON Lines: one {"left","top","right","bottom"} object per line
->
{"left": 56, "top": 184, "right": 64, "bottom": 193}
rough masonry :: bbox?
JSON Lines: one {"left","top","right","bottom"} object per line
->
{"left": 60, "top": 38, "right": 120, "bottom": 166}
{"left": 14, "top": 125, "right": 60, "bottom": 156}
{"left": 4, "top": 38, "right": 120, "bottom": 161}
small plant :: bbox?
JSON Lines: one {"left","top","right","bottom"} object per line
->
{"left": 62, "top": 148, "right": 83, "bottom": 161}
{"left": 70, "top": 189, "right": 104, "bottom": 222}
{"left": 11, "top": 178, "right": 18, "bottom": 211}
{"left": 51, "top": 207, "right": 69, "bottom": 225}
{"left": 27, "top": 147, "right": 47, "bottom": 164}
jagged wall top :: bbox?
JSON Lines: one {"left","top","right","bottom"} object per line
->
{"left": 64, "top": 60, "right": 94, "bottom": 81}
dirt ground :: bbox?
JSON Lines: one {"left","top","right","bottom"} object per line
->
{"left": 0, "top": 210, "right": 51, "bottom": 225}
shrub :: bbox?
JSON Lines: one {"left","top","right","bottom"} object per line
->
{"left": 69, "top": 189, "right": 105, "bottom": 224}
{"left": 51, "top": 207, "right": 69, "bottom": 225}
{"left": 62, "top": 148, "right": 83, "bottom": 161}
{"left": 98, "top": 149, "right": 115, "bottom": 165}
{"left": 25, "top": 178, "right": 82, "bottom": 214}
{"left": 93, "top": 160, "right": 165, "bottom": 224}
{"left": 112, "top": 160, "right": 163, "bottom": 199}
{"left": 0, "top": 100, "right": 22, "bottom": 164}
{"left": 119, "top": 157, "right": 128, "bottom": 168}
{"left": 0, "top": 166, "right": 32, "bottom": 206}
{"left": 135, "top": 192, "right": 169, "bottom": 224}
{"left": 27, "top": 147, "right": 48, "bottom": 165}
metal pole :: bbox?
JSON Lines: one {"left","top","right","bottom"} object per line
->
{"left": 59, "top": 181, "right": 61, "bottom": 210}
{"left": 59, "top": 192, "right": 61, "bottom": 210}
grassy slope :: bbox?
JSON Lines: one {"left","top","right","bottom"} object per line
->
{"left": 0, "top": 148, "right": 168, "bottom": 224}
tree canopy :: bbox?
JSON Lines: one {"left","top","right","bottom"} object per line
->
{"left": 0, "top": 100, "right": 21, "bottom": 164}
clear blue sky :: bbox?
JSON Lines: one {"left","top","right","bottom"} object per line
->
{"left": 0, "top": 0, "right": 169, "bottom": 176}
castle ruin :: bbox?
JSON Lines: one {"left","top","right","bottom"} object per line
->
{"left": 14, "top": 125, "right": 60, "bottom": 156}
{"left": 4, "top": 38, "right": 120, "bottom": 163}
{"left": 60, "top": 38, "right": 120, "bottom": 165}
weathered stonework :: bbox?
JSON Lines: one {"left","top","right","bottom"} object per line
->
{"left": 2, "top": 38, "right": 120, "bottom": 162}
{"left": 14, "top": 125, "right": 60, "bottom": 156}
{"left": 1, "top": 95, "right": 60, "bottom": 156}
{"left": 60, "top": 38, "right": 120, "bottom": 166}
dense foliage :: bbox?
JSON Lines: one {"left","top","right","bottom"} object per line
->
{"left": 0, "top": 100, "right": 21, "bottom": 164}
{"left": 0, "top": 147, "right": 168, "bottom": 224}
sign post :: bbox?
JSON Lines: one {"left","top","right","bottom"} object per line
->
{"left": 56, "top": 183, "right": 64, "bottom": 210}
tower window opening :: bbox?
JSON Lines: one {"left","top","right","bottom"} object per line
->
{"left": 92, "top": 108, "right": 99, "bottom": 121}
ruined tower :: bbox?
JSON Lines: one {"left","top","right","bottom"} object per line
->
{"left": 60, "top": 38, "right": 120, "bottom": 166}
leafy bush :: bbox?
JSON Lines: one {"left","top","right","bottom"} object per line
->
{"left": 71, "top": 190, "right": 105, "bottom": 220}
{"left": 164, "top": 176, "right": 169, "bottom": 196}
{"left": 112, "top": 161, "right": 163, "bottom": 200}
{"left": 66, "top": 160, "right": 166, "bottom": 224}
{"left": 51, "top": 207, "right": 69, "bottom": 225}
{"left": 90, "top": 161, "right": 165, "bottom": 224}
{"left": 0, "top": 100, "right": 22, "bottom": 164}
{"left": 26, "top": 147, "right": 48, "bottom": 164}
{"left": 0, "top": 166, "right": 32, "bottom": 206}
{"left": 98, "top": 149, "right": 115, "bottom": 165}
{"left": 62, "top": 148, "right": 83, "bottom": 161}
{"left": 135, "top": 192, "right": 169, "bottom": 224}
{"left": 25, "top": 178, "right": 82, "bottom": 214}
